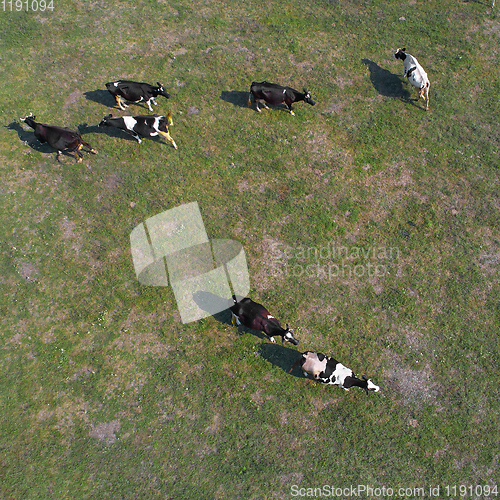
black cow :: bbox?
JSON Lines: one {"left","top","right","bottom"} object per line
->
{"left": 20, "top": 113, "right": 97, "bottom": 162}
{"left": 249, "top": 81, "right": 315, "bottom": 115}
{"left": 98, "top": 113, "right": 177, "bottom": 149}
{"left": 105, "top": 80, "right": 170, "bottom": 112}
{"left": 289, "top": 351, "right": 380, "bottom": 393}
{"left": 230, "top": 295, "right": 299, "bottom": 345}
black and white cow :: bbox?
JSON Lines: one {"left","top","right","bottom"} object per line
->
{"left": 105, "top": 80, "right": 171, "bottom": 112}
{"left": 249, "top": 81, "right": 315, "bottom": 115}
{"left": 20, "top": 113, "right": 97, "bottom": 162}
{"left": 393, "top": 48, "right": 430, "bottom": 110}
{"left": 290, "top": 351, "right": 380, "bottom": 393}
{"left": 98, "top": 113, "right": 177, "bottom": 149}
{"left": 230, "top": 295, "right": 299, "bottom": 345}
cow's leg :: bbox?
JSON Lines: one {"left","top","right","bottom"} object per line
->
{"left": 74, "top": 145, "right": 84, "bottom": 162}
{"left": 158, "top": 130, "right": 177, "bottom": 149}
{"left": 116, "top": 95, "right": 128, "bottom": 110}
{"left": 146, "top": 99, "right": 154, "bottom": 112}
{"left": 256, "top": 99, "right": 269, "bottom": 112}
{"left": 231, "top": 313, "right": 241, "bottom": 327}
{"left": 128, "top": 132, "right": 142, "bottom": 143}
{"left": 285, "top": 101, "right": 295, "bottom": 116}
{"left": 417, "top": 87, "right": 428, "bottom": 110}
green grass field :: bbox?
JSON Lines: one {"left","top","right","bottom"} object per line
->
{"left": 1, "top": 0, "right": 499, "bottom": 498}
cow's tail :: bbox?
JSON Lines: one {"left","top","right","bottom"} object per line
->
{"left": 166, "top": 112, "right": 173, "bottom": 126}
{"left": 289, "top": 355, "right": 303, "bottom": 374}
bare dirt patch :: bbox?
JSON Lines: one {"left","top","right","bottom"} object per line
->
{"left": 204, "top": 413, "right": 221, "bottom": 434}
{"left": 250, "top": 235, "right": 287, "bottom": 291}
{"left": 59, "top": 217, "right": 83, "bottom": 254}
{"left": 16, "top": 260, "right": 40, "bottom": 282}
{"left": 384, "top": 354, "right": 438, "bottom": 407}
{"left": 88, "top": 419, "right": 121, "bottom": 445}
{"left": 250, "top": 389, "right": 274, "bottom": 407}
{"left": 62, "top": 89, "right": 82, "bottom": 111}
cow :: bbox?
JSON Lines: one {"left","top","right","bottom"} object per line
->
{"left": 105, "top": 80, "right": 171, "bottom": 112}
{"left": 393, "top": 48, "right": 430, "bottom": 110}
{"left": 20, "top": 113, "right": 97, "bottom": 162}
{"left": 248, "top": 81, "right": 315, "bottom": 115}
{"left": 230, "top": 295, "right": 299, "bottom": 345}
{"left": 289, "top": 351, "right": 380, "bottom": 393}
{"left": 98, "top": 113, "right": 177, "bottom": 149}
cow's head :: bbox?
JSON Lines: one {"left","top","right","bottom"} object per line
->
{"left": 20, "top": 113, "right": 36, "bottom": 129}
{"left": 282, "top": 324, "right": 299, "bottom": 345}
{"left": 156, "top": 82, "right": 171, "bottom": 99}
{"left": 303, "top": 89, "right": 315, "bottom": 106}
{"left": 158, "top": 113, "right": 173, "bottom": 131}
{"left": 362, "top": 375, "right": 380, "bottom": 393}
{"left": 98, "top": 114, "right": 113, "bottom": 127}
{"left": 393, "top": 48, "right": 407, "bottom": 60}
{"left": 20, "top": 112, "right": 35, "bottom": 122}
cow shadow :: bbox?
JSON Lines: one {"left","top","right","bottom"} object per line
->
{"left": 192, "top": 291, "right": 234, "bottom": 325}
{"left": 220, "top": 90, "right": 250, "bottom": 109}
{"left": 6, "top": 121, "right": 87, "bottom": 162}
{"left": 362, "top": 58, "right": 413, "bottom": 103}
{"left": 84, "top": 89, "right": 116, "bottom": 108}
{"left": 84, "top": 89, "right": 163, "bottom": 113}
{"left": 7, "top": 121, "right": 53, "bottom": 154}
{"left": 87, "top": 119, "right": 177, "bottom": 144}
{"left": 258, "top": 343, "right": 304, "bottom": 379}
{"left": 87, "top": 121, "right": 144, "bottom": 143}
{"left": 192, "top": 291, "right": 272, "bottom": 342}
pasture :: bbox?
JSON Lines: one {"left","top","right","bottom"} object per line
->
{"left": 1, "top": 0, "right": 499, "bottom": 498}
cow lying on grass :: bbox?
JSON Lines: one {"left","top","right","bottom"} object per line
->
{"left": 393, "top": 48, "right": 430, "bottom": 110}
{"left": 290, "top": 351, "right": 379, "bottom": 393}
{"left": 20, "top": 113, "right": 97, "bottom": 162}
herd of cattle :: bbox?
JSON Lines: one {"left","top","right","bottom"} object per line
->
{"left": 17, "top": 47, "right": 431, "bottom": 393}
{"left": 19, "top": 47, "right": 429, "bottom": 162}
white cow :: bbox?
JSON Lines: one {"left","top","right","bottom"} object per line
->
{"left": 393, "top": 48, "right": 430, "bottom": 110}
